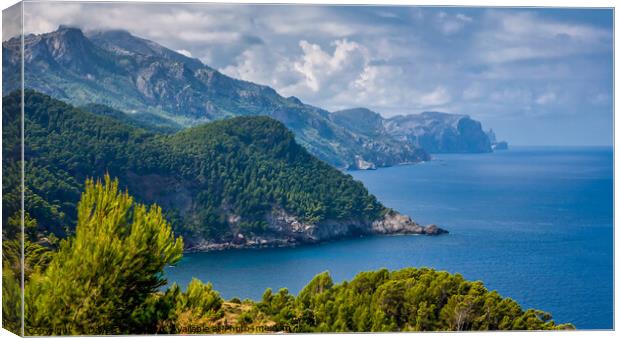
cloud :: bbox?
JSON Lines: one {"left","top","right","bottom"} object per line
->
{"left": 292, "top": 39, "right": 366, "bottom": 92}
{"left": 420, "top": 87, "right": 452, "bottom": 106}
{"left": 456, "top": 13, "right": 473, "bottom": 22}
{"left": 176, "top": 49, "right": 193, "bottom": 57}
{"left": 21, "top": 3, "right": 264, "bottom": 68}
{"left": 435, "top": 11, "right": 474, "bottom": 35}
{"left": 474, "top": 10, "right": 612, "bottom": 63}
{"left": 462, "top": 83, "right": 484, "bottom": 100}
{"left": 535, "top": 91, "right": 557, "bottom": 105}
{"left": 222, "top": 38, "right": 371, "bottom": 106}
{"left": 220, "top": 44, "right": 302, "bottom": 90}
{"left": 2, "top": 3, "right": 23, "bottom": 41}
{"left": 590, "top": 92, "right": 611, "bottom": 105}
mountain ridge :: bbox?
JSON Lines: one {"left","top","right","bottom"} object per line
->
{"left": 331, "top": 108, "right": 496, "bottom": 153}
{"left": 3, "top": 26, "right": 431, "bottom": 169}
{"left": 3, "top": 26, "right": 504, "bottom": 168}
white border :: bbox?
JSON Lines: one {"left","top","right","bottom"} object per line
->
{"left": 0, "top": 1, "right": 616, "bottom": 337}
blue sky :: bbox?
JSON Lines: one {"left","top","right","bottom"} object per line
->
{"left": 20, "top": 3, "right": 614, "bottom": 145}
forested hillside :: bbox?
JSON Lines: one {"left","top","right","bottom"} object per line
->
{"left": 3, "top": 90, "right": 390, "bottom": 248}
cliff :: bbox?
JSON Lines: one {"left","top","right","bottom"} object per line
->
{"left": 383, "top": 112, "right": 493, "bottom": 153}
{"left": 331, "top": 109, "right": 496, "bottom": 155}
{"left": 487, "top": 128, "right": 509, "bottom": 151}
{"left": 187, "top": 209, "right": 447, "bottom": 251}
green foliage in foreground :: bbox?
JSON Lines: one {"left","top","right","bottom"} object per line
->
{"left": 6, "top": 175, "right": 573, "bottom": 334}
{"left": 24, "top": 175, "right": 183, "bottom": 335}
{"left": 258, "top": 270, "right": 575, "bottom": 332}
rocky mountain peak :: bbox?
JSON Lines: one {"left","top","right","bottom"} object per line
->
{"left": 86, "top": 28, "right": 206, "bottom": 70}
{"left": 56, "top": 24, "right": 85, "bottom": 35}
{"left": 15, "top": 26, "right": 102, "bottom": 73}
{"left": 47, "top": 25, "right": 90, "bottom": 57}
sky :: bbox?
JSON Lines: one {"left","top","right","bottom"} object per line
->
{"left": 12, "top": 2, "right": 616, "bottom": 145}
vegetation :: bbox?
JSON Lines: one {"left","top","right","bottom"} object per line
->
{"left": 24, "top": 175, "right": 183, "bottom": 335}
{"left": 3, "top": 176, "right": 572, "bottom": 334}
{"left": 80, "top": 103, "right": 182, "bottom": 134}
{"left": 3, "top": 90, "right": 384, "bottom": 243}
{"left": 2, "top": 85, "right": 23, "bottom": 334}
{"left": 262, "top": 269, "right": 575, "bottom": 332}
{"left": 3, "top": 91, "right": 572, "bottom": 334}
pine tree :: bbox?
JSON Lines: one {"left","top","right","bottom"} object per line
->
{"left": 24, "top": 175, "right": 183, "bottom": 335}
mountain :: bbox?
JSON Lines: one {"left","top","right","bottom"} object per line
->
{"left": 385, "top": 112, "right": 492, "bottom": 153}
{"left": 332, "top": 109, "right": 494, "bottom": 154}
{"left": 2, "top": 26, "right": 429, "bottom": 169}
{"left": 3, "top": 90, "right": 445, "bottom": 250}
{"left": 330, "top": 108, "right": 385, "bottom": 137}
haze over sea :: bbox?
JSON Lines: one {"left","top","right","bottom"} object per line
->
{"left": 166, "top": 147, "right": 613, "bottom": 329}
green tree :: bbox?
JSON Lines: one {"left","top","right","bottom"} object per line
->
{"left": 174, "top": 278, "right": 224, "bottom": 329}
{"left": 265, "top": 268, "right": 575, "bottom": 332}
{"left": 24, "top": 175, "right": 183, "bottom": 335}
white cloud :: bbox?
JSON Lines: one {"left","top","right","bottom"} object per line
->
{"left": 590, "top": 92, "right": 611, "bottom": 105}
{"left": 435, "top": 11, "right": 474, "bottom": 35}
{"left": 292, "top": 39, "right": 366, "bottom": 92}
{"left": 420, "top": 86, "right": 452, "bottom": 106}
{"left": 221, "top": 38, "right": 369, "bottom": 100}
{"left": 535, "top": 91, "right": 557, "bottom": 105}
{"left": 176, "top": 49, "right": 193, "bottom": 57}
{"left": 220, "top": 44, "right": 302, "bottom": 91}
{"left": 2, "top": 3, "right": 23, "bottom": 41}
{"left": 456, "top": 13, "right": 473, "bottom": 22}
{"left": 475, "top": 10, "right": 612, "bottom": 64}
{"left": 462, "top": 83, "right": 484, "bottom": 100}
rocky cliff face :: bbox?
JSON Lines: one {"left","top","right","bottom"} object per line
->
{"left": 384, "top": 112, "right": 492, "bottom": 153}
{"left": 331, "top": 109, "right": 496, "bottom": 155}
{"left": 371, "top": 210, "right": 447, "bottom": 235}
{"left": 187, "top": 208, "right": 447, "bottom": 251}
{"left": 487, "top": 129, "right": 509, "bottom": 150}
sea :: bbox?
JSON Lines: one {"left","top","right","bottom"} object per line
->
{"left": 165, "top": 146, "right": 613, "bottom": 329}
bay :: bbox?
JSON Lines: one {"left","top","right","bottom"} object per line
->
{"left": 165, "top": 146, "right": 613, "bottom": 329}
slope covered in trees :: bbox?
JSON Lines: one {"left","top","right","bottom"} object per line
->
{"left": 3, "top": 90, "right": 386, "bottom": 247}
{"left": 6, "top": 178, "right": 572, "bottom": 334}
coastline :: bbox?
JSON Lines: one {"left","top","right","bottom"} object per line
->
{"left": 183, "top": 210, "right": 448, "bottom": 253}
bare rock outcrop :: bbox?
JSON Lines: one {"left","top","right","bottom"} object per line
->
{"left": 372, "top": 210, "right": 448, "bottom": 235}
{"left": 186, "top": 208, "right": 447, "bottom": 252}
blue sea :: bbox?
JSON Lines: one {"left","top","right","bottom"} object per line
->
{"left": 165, "top": 147, "right": 613, "bottom": 329}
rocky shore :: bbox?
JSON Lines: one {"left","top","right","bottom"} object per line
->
{"left": 185, "top": 209, "right": 447, "bottom": 252}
